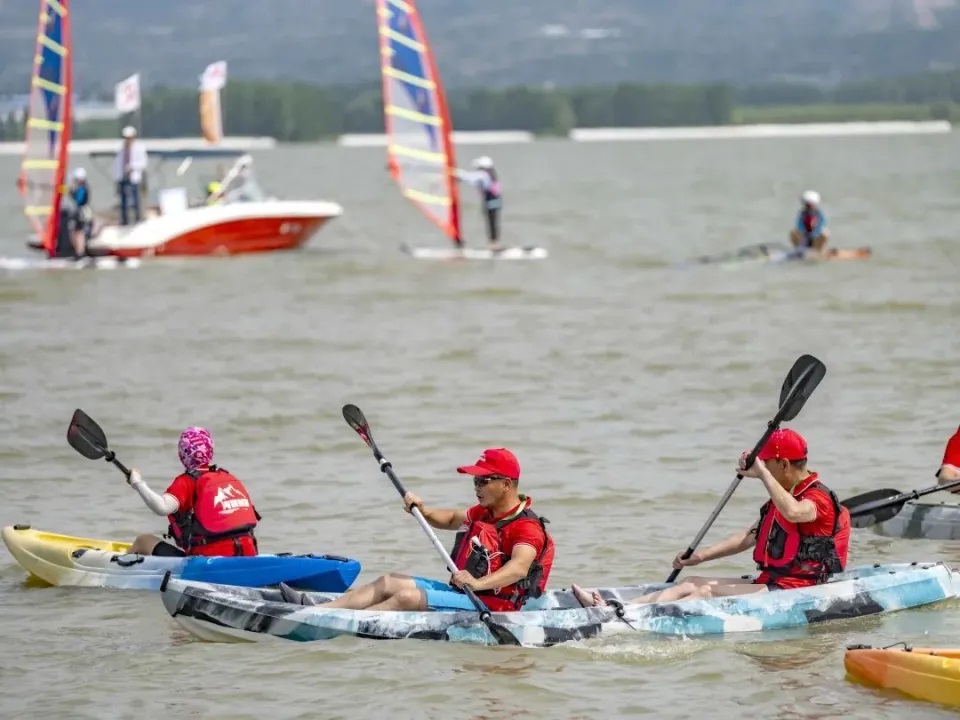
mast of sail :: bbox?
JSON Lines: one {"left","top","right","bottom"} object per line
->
{"left": 18, "top": 0, "right": 71, "bottom": 257}
{"left": 377, "top": 0, "right": 461, "bottom": 245}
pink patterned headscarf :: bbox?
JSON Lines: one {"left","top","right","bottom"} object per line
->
{"left": 178, "top": 426, "right": 214, "bottom": 471}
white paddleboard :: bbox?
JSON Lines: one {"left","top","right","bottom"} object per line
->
{"left": 400, "top": 244, "right": 548, "bottom": 261}
{"left": 0, "top": 256, "right": 142, "bottom": 272}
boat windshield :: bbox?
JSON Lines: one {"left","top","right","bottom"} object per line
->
{"left": 217, "top": 156, "right": 265, "bottom": 203}
{"left": 221, "top": 169, "right": 266, "bottom": 203}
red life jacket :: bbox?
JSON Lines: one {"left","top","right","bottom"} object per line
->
{"left": 449, "top": 500, "right": 553, "bottom": 609}
{"left": 752, "top": 475, "right": 849, "bottom": 583}
{"left": 167, "top": 466, "right": 261, "bottom": 554}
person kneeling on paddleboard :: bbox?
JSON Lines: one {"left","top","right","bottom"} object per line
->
{"left": 572, "top": 428, "right": 850, "bottom": 607}
{"left": 936, "top": 425, "right": 960, "bottom": 488}
{"left": 127, "top": 427, "right": 261, "bottom": 557}
{"left": 789, "top": 190, "right": 830, "bottom": 257}
{"left": 303, "top": 448, "right": 555, "bottom": 612}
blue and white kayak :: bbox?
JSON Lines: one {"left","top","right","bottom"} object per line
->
{"left": 159, "top": 562, "right": 960, "bottom": 647}
{"left": 1, "top": 524, "right": 361, "bottom": 592}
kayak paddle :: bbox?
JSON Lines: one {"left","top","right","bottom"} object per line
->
{"left": 67, "top": 409, "right": 132, "bottom": 479}
{"left": 842, "top": 479, "right": 960, "bottom": 529}
{"left": 341, "top": 403, "right": 521, "bottom": 647}
{"left": 666, "top": 354, "right": 827, "bottom": 583}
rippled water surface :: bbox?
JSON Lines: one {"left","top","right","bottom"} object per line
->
{"left": 1, "top": 135, "right": 960, "bottom": 719}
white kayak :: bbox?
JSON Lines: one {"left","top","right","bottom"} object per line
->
{"left": 160, "top": 561, "right": 960, "bottom": 647}
{"left": 400, "top": 243, "right": 548, "bottom": 260}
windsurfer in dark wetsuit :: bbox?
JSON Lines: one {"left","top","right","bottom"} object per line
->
{"left": 55, "top": 167, "right": 94, "bottom": 259}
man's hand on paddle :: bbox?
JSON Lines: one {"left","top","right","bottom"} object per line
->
{"left": 673, "top": 551, "right": 703, "bottom": 569}
{"left": 737, "top": 451, "right": 767, "bottom": 479}
{"left": 402, "top": 492, "right": 424, "bottom": 514}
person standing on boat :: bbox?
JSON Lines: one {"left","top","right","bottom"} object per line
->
{"left": 453, "top": 156, "right": 502, "bottom": 250}
{"left": 288, "top": 448, "right": 555, "bottom": 612}
{"left": 126, "top": 427, "right": 261, "bottom": 557}
{"left": 112, "top": 125, "right": 148, "bottom": 225}
{"left": 571, "top": 428, "right": 850, "bottom": 607}
{"left": 936, "top": 425, "right": 960, "bottom": 487}
{"left": 789, "top": 190, "right": 830, "bottom": 256}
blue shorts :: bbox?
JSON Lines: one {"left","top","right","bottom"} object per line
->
{"left": 413, "top": 576, "right": 476, "bottom": 611}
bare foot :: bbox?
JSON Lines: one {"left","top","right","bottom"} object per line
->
{"left": 571, "top": 583, "right": 602, "bottom": 608}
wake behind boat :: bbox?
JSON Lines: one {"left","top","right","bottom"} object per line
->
{"left": 160, "top": 562, "right": 960, "bottom": 646}
{"left": 376, "top": 0, "right": 547, "bottom": 262}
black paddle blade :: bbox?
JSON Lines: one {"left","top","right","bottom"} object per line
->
{"left": 849, "top": 503, "right": 904, "bottom": 529}
{"left": 486, "top": 621, "right": 521, "bottom": 646}
{"left": 843, "top": 488, "right": 914, "bottom": 529}
{"left": 342, "top": 404, "right": 374, "bottom": 448}
{"left": 841, "top": 488, "right": 902, "bottom": 510}
{"left": 67, "top": 409, "right": 109, "bottom": 460}
{"left": 778, "top": 355, "right": 826, "bottom": 422}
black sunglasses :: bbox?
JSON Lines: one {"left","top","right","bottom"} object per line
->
{"left": 473, "top": 474, "right": 509, "bottom": 488}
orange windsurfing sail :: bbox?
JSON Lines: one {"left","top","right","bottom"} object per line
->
{"left": 199, "top": 61, "right": 227, "bottom": 144}
{"left": 18, "top": 0, "right": 72, "bottom": 257}
{"left": 376, "top": 0, "right": 461, "bottom": 245}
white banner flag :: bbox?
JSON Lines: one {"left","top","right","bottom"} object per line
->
{"left": 199, "top": 61, "right": 228, "bottom": 91}
{"left": 114, "top": 73, "right": 141, "bottom": 113}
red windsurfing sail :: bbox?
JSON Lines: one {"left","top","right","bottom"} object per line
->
{"left": 377, "top": 0, "right": 461, "bottom": 245}
{"left": 18, "top": 0, "right": 72, "bottom": 257}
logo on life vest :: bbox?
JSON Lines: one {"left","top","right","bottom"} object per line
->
{"left": 211, "top": 484, "right": 251, "bottom": 514}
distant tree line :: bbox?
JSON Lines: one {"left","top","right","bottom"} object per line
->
{"left": 1, "top": 71, "right": 957, "bottom": 142}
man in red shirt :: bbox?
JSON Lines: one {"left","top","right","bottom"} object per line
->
{"left": 936, "top": 425, "right": 960, "bottom": 488}
{"left": 309, "top": 448, "right": 555, "bottom": 612}
{"left": 572, "top": 428, "right": 849, "bottom": 607}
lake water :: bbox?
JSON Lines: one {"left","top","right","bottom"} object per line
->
{"left": 1, "top": 134, "right": 959, "bottom": 719}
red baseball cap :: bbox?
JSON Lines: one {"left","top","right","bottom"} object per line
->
{"left": 457, "top": 448, "right": 520, "bottom": 481}
{"left": 757, "top": 428, "right": 807, "bottom": 462}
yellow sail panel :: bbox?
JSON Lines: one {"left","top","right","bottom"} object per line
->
{"left": 377, "top": 0, "right": 461, "bottom": 243}
{"left": 18, "top": 0, "right": 71, "bottom": 257}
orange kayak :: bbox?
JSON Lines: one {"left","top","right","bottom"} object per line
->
{"left": 844, "top": 644, "right": 960, "bottom": 709}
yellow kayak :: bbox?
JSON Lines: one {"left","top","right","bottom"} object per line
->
{"left": 844, "top": 643, "right": 960, "bottom": 709}
{"left": 2, "top": 524, "right": 131, "bottom": 586}
{"left": 2, "top": 523, "right": 362, "bottom": 591}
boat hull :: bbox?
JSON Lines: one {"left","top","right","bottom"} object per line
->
{"left": 2, "top": 525, "right": 361, "bottom": 592}
{"left": 159, "top": 562, "right": 960, "bottom": 647}
{"left": 83, "top": 201, "right": 342, "bottom": 258}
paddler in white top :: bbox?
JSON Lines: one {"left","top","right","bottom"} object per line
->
{"left": 453, "top": 156, "right": 503, "bottom": 250}
{"left": 112, "top": 125, "right": 148, "bottom": 226}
